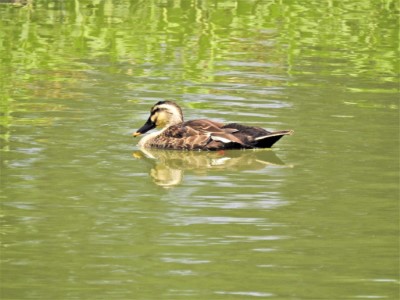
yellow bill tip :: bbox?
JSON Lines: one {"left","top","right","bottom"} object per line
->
{"left": 132, "top": 151, "right": 143, "bottom": 158}
{"left": 133, "top": 132, "right": 141, "bottom": 137}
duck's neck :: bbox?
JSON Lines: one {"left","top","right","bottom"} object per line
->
{"left": 138, "top": 126, "right": 168, "bottom": 148}
{"left": 168, "top": 114, "right": 183, "bottom": 126}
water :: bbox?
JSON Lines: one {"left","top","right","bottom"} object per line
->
{"left": 1, "top": 1, "right": 399, "bottom": 299}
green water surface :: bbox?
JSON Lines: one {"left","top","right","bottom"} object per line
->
{"left": 0, "top": 1, "right": 399, "bottom": 299}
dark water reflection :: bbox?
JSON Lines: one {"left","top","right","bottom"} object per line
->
{"left": 1, "top": 0, "right": 399, "bottom": 299}
{"left": 134, "top": 148, "right": 287, "bottom": 187}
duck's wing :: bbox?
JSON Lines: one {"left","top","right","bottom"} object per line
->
{"left": 156, "top": 120, "right": 246, "bottom": 150}
{"left": 183, "top": 119, "right": 225, "bottom": 133}
{"left": 184, "top": 120, "right": 247, "bottom": 148}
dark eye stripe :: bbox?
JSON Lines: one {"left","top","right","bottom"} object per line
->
{"left": 152, "top": 107, "right": 167, "bottom": 114}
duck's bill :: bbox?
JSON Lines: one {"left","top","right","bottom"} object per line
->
{"left": 133, "top": 118, "right": 156, "bottom": 137}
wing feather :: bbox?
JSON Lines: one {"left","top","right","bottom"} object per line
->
{"left": 148, "top": 120, "right": 254, "bottom": 150}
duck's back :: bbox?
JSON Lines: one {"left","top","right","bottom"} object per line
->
{"left": 145, "top": 119, "right": 291, "bottom": 150}
{"left": 148, "top": 119, "right": 236, "bottom": 150}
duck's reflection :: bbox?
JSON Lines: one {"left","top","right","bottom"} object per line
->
{"left": 133, "top": 148, "right": 288, "bottom": 187}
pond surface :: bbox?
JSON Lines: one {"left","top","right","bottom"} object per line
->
{"left": 1, "top": 1, "right": 399, "bottom": 299}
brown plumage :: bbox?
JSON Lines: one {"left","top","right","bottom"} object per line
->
{"left": 133, "top": 101, "right": 293, "bottom": 151}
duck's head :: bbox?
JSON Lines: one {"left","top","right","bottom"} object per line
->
{"left": 133, "top": 101, "right": 183, "bottom": 137}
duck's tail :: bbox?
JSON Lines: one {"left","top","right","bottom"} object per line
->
{"left": 254, "top": 130, "right": 294, "bottom": 148}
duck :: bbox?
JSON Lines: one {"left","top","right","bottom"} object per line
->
{"left": 133, "top": 101, "right": 293, "bottom": 151}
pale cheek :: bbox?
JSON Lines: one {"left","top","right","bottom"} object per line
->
{"left": 157, "top": 120, "right": 167, "bottom": 127}
{"left": 156, "top": 114, "right": 168, "bottom": 127}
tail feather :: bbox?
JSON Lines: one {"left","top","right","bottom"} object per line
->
{"left": 254, "top": 130, "right": 293, "bottom": 148}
